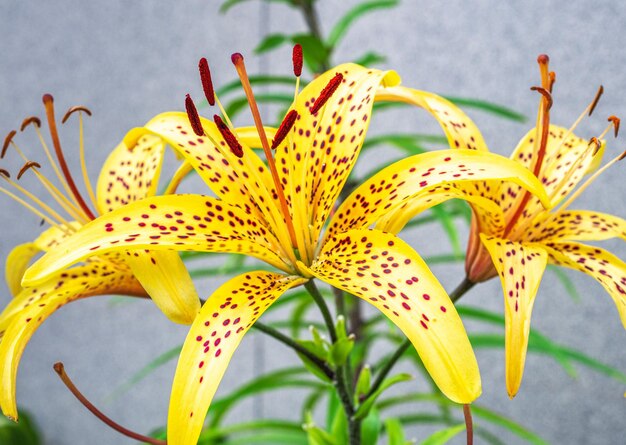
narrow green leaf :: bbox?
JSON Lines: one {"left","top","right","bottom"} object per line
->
{"left": 353, "top": 51, "right": 387, "bottom": 67}
{"left": 291, "top": 34, "right": 330, "bottom": 73}
{"left": 471, "top": 405, "right": 549, "bottom": 445}
{"left": 354, "top": 373, "right": 413, "bottom": 419}
{"left": 0, "top": 411, "right": 41, "bottom": 445}
{"left": 220, "top": 0, "right": 295, "bottom": 14}
{"left": 217, "top": 75, "right": 301, "bottom": 96}
{"left": 443, "top": 96, "right": 527, "bottom": 122}
{"left": 361, "top": 408, "right": 382, "bottom": 445}
{"left": 384, "top": 418, "right": 408, "bottom": 445}
{"left": 548, "top": 265, "right": 581, "bottom": 302}
{"left": 430, "top": 205, "right": 463, "bottom": 255}
{"left": 419, "top": 424, "right": 466, "bottom": 445}
{"left": 224, "top": 93, "right": 294, "bottom": 118}
{"left": 197, "top": 419, "right": 306, "bottom": 443}
{"left": 304, "top": 412, "right": 338, "bottom": 445}
{"left": 327, "top": 0, "right": 399, "bottom": 48}
{"left": 255, "top": 33, "right": 290, "bottom": 54}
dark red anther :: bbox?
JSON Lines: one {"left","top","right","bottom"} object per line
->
{"left": 608, "top": 115, "right": 620, "bottom": 138}
{"left": 0, "top": 168, "right": 10, "bottom": 178}
{"left": 231, "top": 52, "right": 244, "bottom": 65}
{"left": 618, "top": 150, "right": 626, "bottom": 161}
{"left": 588, "top": 137, "right": 601, "bottom": 155}
{"left": 309, "top": 73, "right": 343, "bottom": 114}
{"left": 214, "top": 115, "right": 243, "bottom": 158}
{"left": 2, "top": 130, "right": 16, "bottom": 158}
{"left": 185, "top": 94, "right": 204, "bottom": 136}
{"left": 17, "top": 161, "right": 41, "bottom": 180}
{"left": 61, "top": 106, "right": 92, "bottom": 124}
{"left": 20, "top": 116, "right": 41, "bottom": 132}
{"left": 271, "top": 110, "right": 299, "bottom": 150}
{"left": 199, "top": 58, "right": 216, "bottom": 106}
{"left": 292, "top": 44, "right": 303, "bottom": 77}
{"left": 589, "top": 85, "right": 604, "bottom": 116}
{"left": 530, "top": 86, "right": 553, "bottom": 109}
{"left": 537, "top": 54, "right": 550, "bottom": 65}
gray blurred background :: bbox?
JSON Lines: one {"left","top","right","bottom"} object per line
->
{"left": 1, "top": 1, "right": 625, "bottom": 444}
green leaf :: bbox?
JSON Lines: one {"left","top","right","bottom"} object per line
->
{"left": 197, "top": 420, "right": 307, "bottom": 444}
{"left": 328, "top": 393, "right": 348, "bottom": 445}
{"left": 216, "top": 75, "right": 301, "bottom": 96}
{"left": 0, "top": 411, "right": 41, "bottom": 445}
{"left": 220, "top": 0, "right": 296, "bottom": 14}
{"left": 355, "top": 365, "right": 372, "bottom": 404}
{"left": 354, "top": 373, "right": 413, "bottom": 419}
{"left": 419, "top": 424, "right": 466, "bottom": 445}
{"left": 353, "top": 51, "right": 387, "bottom": 67}
{"left": 430, "top": 204, "right": 463, "bottom": 255}
{"left": 443, "top": 96, "right": 527, "bottom": 122}
{"left": 292, "top": 34, "right": 330, "bottom": 73}
{"left": 471, "top": 405, "right": 549, "bottom": 445}
{"left": 304, "top": 412, "right": 338, "bottom": 445}
{"left": 327, "top": 0, "right": 399, "bottom": 48}
{"left": 329, "top": 335, "right": 355, "bottom": 367}
{"left": 361, "top": 408, "right": 382, "bottom": 445}
{"left": 224, "top": 93, "right": 294, "bottom": 118}
{"left": 255, "top": 33, "right": 290, "bottom": 54}
{"left": 548, "top": 265, "right": 581, "bottom": 302}
{"left": 384, "top": 418, "right": 408, "bottom": 445}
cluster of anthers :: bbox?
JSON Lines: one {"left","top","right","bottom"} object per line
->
{"left": 183, "top": 45, "right": 343, "bottom": 259}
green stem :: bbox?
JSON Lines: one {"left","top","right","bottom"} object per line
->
{"left": 450, "top": 277, "right": 475, "bottom": 302}
{"left": 252, "top": 322, "right": 334, "bottom": 380}
{"left": 305, "top": 280, "right": 338, "bottom": 343}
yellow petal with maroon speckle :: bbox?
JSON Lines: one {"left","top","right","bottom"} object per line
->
{"left": 96, "top": 134, "right": 166, "bottom": 213}
{"left": 124, "top": 250, "right": 200, "bottom": 324}
{"left": 326, "top": 149, "right": 549, "bottom": 240}
{"left": 0, "top": 262, "right": 144, "bottom": 419}
{"left": 167, "top": 272, "right": 305, "bottom": 445}
{"left": 5, "top": 243, "right": 39, "bottom": 297}
{"left": 480, "top": 235, "right": 548, "bottom": 398}
{"left": 527, "top": 210, "right": 626, "bottom": 243}
{"left": 23, "top": 195, "right": 291, "bottom": 287}
{"left": 306, "top": 229, "right": 481, "bottom": 404}
{"left": 542, "top": 241, "right": 626, "bottom": 329}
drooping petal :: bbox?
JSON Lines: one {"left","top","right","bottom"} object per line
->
{"left": 167, "top": 272, "right": 305, "bottom": 445}
{"left": 480, "top": 235, "right": 548, "bottom": 397}
{"left": 96, "top": 134, "right": 166, "bottom": 213}
{"left": 326, "top": 149, "right": 549, "bottom": 240}
{"left": 0, "top": 262, "right": 144, "bottom": 419}
{"left": 527, "top": 210, "right": 626, "bottom": 243}
{"left": 305, "top": 229, "right": 481, "bottom": 403}
{"left": 375, "top": 86, "right": 488, "bottom": 151}
{"left": 542, "top": 241, "right": 626, "bottom": 328}
{"left": 123, "top": 113, "right": 293, "bottom": 254}
{"left": 276, "top": 64, "right": 401, "bottom": 258}
{"left": 123, "top": 251, "right": 200, "bottom": 324}
{"left": 23, "top": 195, "right": 291, "bottom": 287}
{"left": 5, "top": 243, "right": 39, "bottom": 297}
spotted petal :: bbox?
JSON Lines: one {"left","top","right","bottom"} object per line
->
{"left": 327, "top": 149, "right": 549, "bottom": 240}
{"left": 275, "top": 63, "right": 400, "bottom": 260}
{"left": 480, "top": 235, "right": 548, "bottom": 397}
{"left": 167, "top": 272, "right": 305, "bottom": 445}
{"left": 23, "top": 195, "right": 291, "bottom": 287}
{"left": 304, "top": 229, "right": 481, "bottom": 403}
{"left": 0, "top": 262, "right": 144, "bottom": 419}
{"left": 96, "top": 134, "right": 166, "bottom": 213}
{"left": 542, "top": 241, "right": 626, "bottom": 328}
{"left": 527, "top": 210, "right": 626, "bottom": 243}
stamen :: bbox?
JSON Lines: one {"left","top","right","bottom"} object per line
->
{"left": 463, "top": 404, "right": 474, "bottom": 445}
{"left": 292, "top": 44, "right": 303, "bottom": 77}
{"left": 0, "top": 168, "right": 9, "bottom": 178}
{"left": 231, "top": 52, "right": 299, "bottom": 250}
{"left": 530, "top": 86, "right": 553, "bottom": 109}
{"left": 214, "top": 115, "right": 244, "bottom": 158}
{"left": 271, "top": 110, "right": 298, "bottom": 150}
{"left": 17, "top": 161, "right": 42, "bottom": 180}
{"left": 20, "top": 116, "right": 41, "bottom": 132}
{"left": 53, "top": 363, "right": 166, "bottom": 445}
{"left": 0, "top": 186, "right": 67, "bottom": 231}
{"left": 309, "top": 73, "right": 343, "bottom": 114}
{"left": 588, "top": 85, "right": 604, "bottom": 116}
{"left": 588, "top": 137, "right": 602, "bottom": 156}
{"left": 2, "top": 130, "right": 16, "bottom": 158}
{"left": 548, "top": 71, "right": 556, "bottom": 92}
{"left": 185, "top": 94, "right": 204, "bottom": 136}
{"left": 61, "top": 106, "right": 92, "bottom": 124}
{"left": 42, "top": 94, "right": 96, "bottom": 220}
{"left": 199, "top": 57, "right": 216, "bottom": 106}
{"left": 608, "top": 115, "right": 620, "bottom": 137}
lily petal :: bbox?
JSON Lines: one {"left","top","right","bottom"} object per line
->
{"left": 375, "top": 86, "right": 488, "bottom": 151}
{"left": 542, "top": 241, "right": 626, "bottom": 328}
{"left": 167, "top": 272, "right": 305, "bottom": 445}
{"left": 23, "top": 195, "right": 290, "bottom": 287}
{"left": 480, "top": 235, "right": 548, "bottom": 398}
{"left": 5, "top": 243, "right": 39, "bottom": 297}
{"left": 124, "top": 251, "right": 200, "bottom": 324}
{"left": 96, "top": 134, "right": 166, "bottom": 213}
{"left": 305, "top": 228, "right": 481, "bottom": 404}
{"left": 327, "top": 149, "right": 549, "bottom": 240}
{"left": 276, "top": 63, "right": 400, "bottom": 258}
{"left": 0, "top": 262, "right": 144, "bottom": 419}
{"left": 528, "top": 210, "right": 626, "bottom": 243}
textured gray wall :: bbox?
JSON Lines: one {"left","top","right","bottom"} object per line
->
{"left": 1, "top": 1, "right": 625, "bottom": 444}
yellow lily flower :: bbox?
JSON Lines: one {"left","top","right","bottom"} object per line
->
{"left": 0, "top": 97, "right": 201, "bottom": 419}
{"left": 22, "top": 54, "right": 549, "bottom": 445}
{"left": 424, "top": 55, "right": 623, "bottom": 398}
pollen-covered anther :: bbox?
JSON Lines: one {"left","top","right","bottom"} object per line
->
{"left": 20, "top": 116, "right": 41, "bottom": 132}
{"left": 608, "top": 115, "right": 620, "bottom": 138}
{"left": 618, "top": 150, "right": 626, "bottom": 161}
{"left": 589, "top": 85, "right": 604, "bottom": 116}
{"left": 588, "top": 137, "right": 602, "bottom": 155}
{"left": 2, "top": 130, "right": 16, "bottom": 158}
{"left": 292, "top": 44, "right": 303, "bottom": 77}
{"left": 17, "top": 161, "right": 42, "bottom": 180}
{"left": 199, "top": 57, "right": 216, "bottom": 106}
{"left": 0, "top": 168, "right": 10, "bottom": 178}
{"left": 530, "top": 86, "right": 553, "bottom": 109}
{"left": 214, "top": 115, "right": 244, "bottom": 158}
{"left": 185, "top": 94, "right": 204, "bottom": 137}
{"left": 271, "top": 110, "right": 298, "bottom": 150}
{"left": 61, "top": 106, "right": 92, "bottom": 124}
{"left": 309, "top": 73, "right": 344, "bottom": 114}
